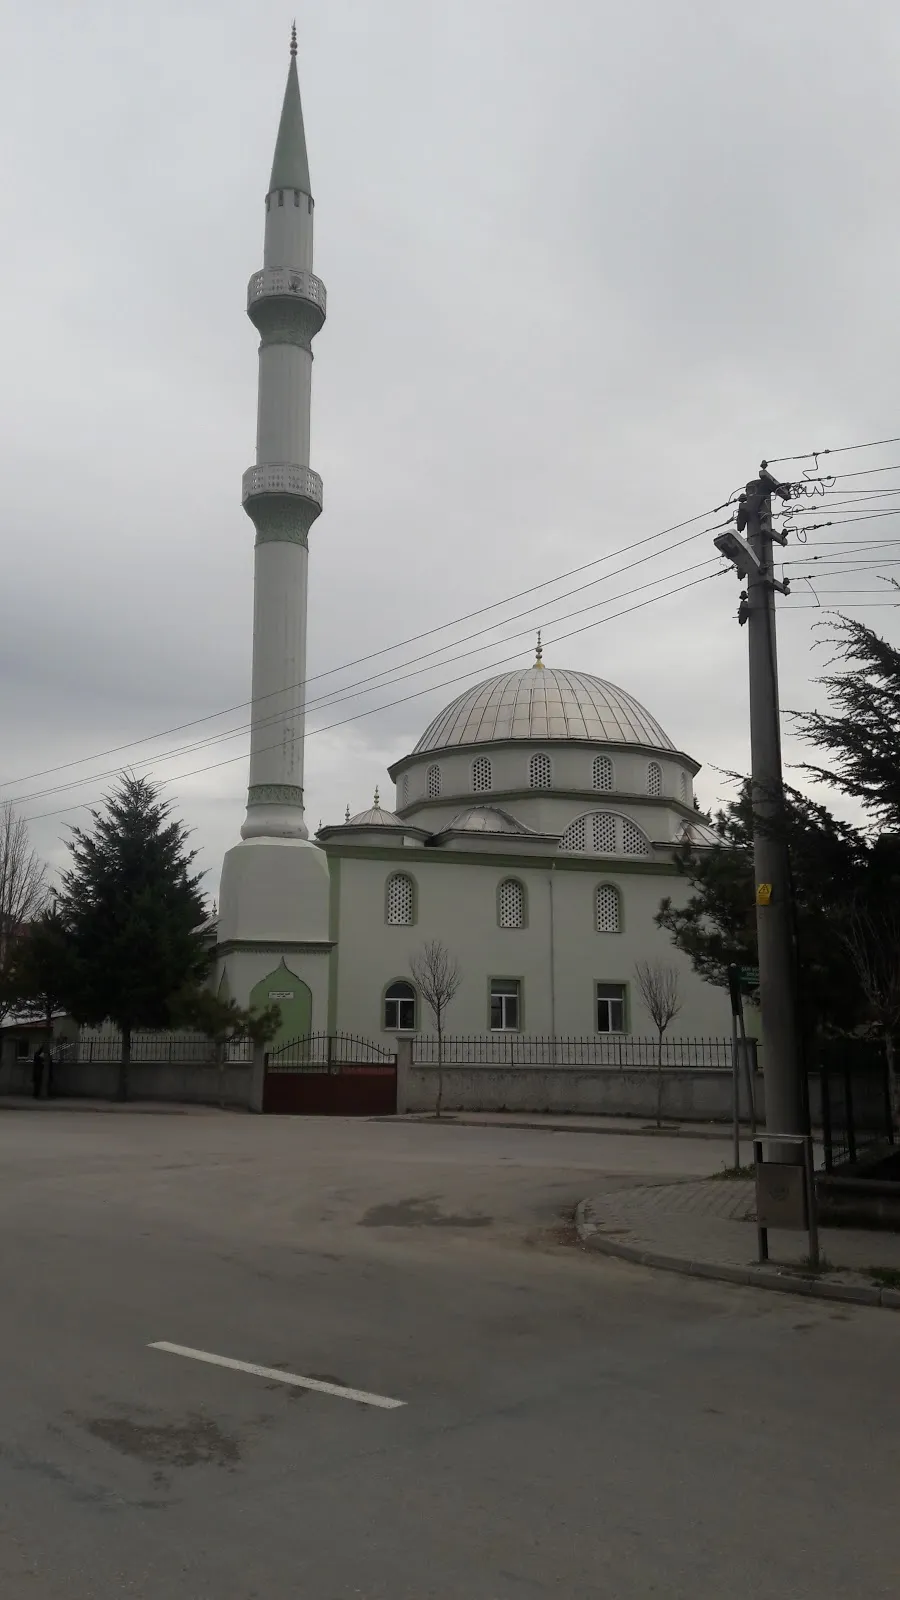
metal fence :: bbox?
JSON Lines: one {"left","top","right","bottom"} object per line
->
{"left": 56, "top": 1032, "right": 254, "bottom": 1066}
{"left": 266, "top": 1033, "right": 397, "bottom": 1071}
{"left": 410, "top": 1036, "right": 753, "bottom": 1069}
{"left": 818, "top": 1038, "right": 895, "bottom": 1170}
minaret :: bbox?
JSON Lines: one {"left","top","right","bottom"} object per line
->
{"left": 218, "top": 29, "right": 331, "bottom": 977}
{"left": 240, "top": 21, "right": 325, "bottom": 841}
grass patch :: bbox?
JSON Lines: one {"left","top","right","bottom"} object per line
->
{"left": 710, "top": 1162, "right": 756, "bottom": 1180}
{"left": 866, "top": 1265, "right": 900, "bottom": 1290}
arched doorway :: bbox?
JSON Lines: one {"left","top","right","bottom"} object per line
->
{"left": 250, "top": 960, "right": 312, "bottom": 1050}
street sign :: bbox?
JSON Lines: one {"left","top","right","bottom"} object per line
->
{"left": 756, "top": 883, "right": 772, "bottom": 905}
{"left": 738, "top": 966, "right": 759, "bottom": 988}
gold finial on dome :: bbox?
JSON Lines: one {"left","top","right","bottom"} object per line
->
{"left": 373, "top": 785, "right": 380, "bottom": 807}
{"left": 290, "top": 19, "right": 298, "bottom": 58}
{"left": 534, "top": 630, "right": 544, "bottom": 669}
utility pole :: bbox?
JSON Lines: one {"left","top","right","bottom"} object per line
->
{"left": 715, "top": 468, "right": 806, "bottom": 1149}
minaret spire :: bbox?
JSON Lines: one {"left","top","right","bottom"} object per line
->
{"left": 237, "top": 38, "right": 327, "bottom": 842}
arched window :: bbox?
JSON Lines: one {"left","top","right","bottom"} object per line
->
{"left": 595, "top": 883, "right": 621, "bottom": 933}
{"left": 426, "top": 764, "right": 442, "bottom": 798}
{"left": 622, "top": 818, "right": 650, "bottom": 856}
{"left": 400, "top": 775, "right": 409, "bottom": 807}
{"left": 498, "top": 879, "right": 526, "bottom": 928}
{"left": 559, "top": 816, "right": 586, "bottom": 852}
{"left": 384, "top": 980, "right": 416, "bottom": 1031}
{"left": 648, "top": 761, "right": 662, "bottom": 797}
{"left": 472, "top": 756, "right": 492, "bottom": 793}
{"left": 386, "top": 873, "right": 414, "bottom": 925}
{"left": 529, "top": 752, "right": 552, "bottom": 789}
{"left": 592, "top": 755, "right": 613, "bottom": 792}
{"left": 592, "top": 813, "right": 617, "bottom": 854}
{"left": 680, "top": 771, "right": 689, "bottom": 804}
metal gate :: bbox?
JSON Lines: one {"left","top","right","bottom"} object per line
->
{"left": 263, "top": 1033, "right": 397, "bottom": 1116}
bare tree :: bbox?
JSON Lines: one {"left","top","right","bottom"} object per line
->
{"left": 410, "top": 940, "right": 461, "bottom": 1118}
{"left": 634, "top": 960, "right": 682, "bottom": 1127}
{"left": 0, "top": 802, "right": 48, "bottom": 1023}
{"left": 838, "top": 903, "right": 900, "bottom": 1121}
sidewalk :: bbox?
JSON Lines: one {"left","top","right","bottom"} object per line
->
{"left": 400, "top": 1111, "right": 748, "bottom": 1141}
{"left": 577, "top": 1176, "right": 900, "bottom": 1310}
{"left": 0, "top": 1097, "right": 223, "bottom": 1115}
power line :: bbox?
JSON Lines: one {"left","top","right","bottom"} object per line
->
{"left": 23, "top": 567, "right": 728, "bottom": 823}
{"left": 764, "top": 433, "right": 900, "bottom": 465}
{"left": 1, "top": 499, "right": 735, "bottom": 795}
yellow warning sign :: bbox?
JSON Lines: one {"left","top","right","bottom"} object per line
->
{"left": 756, "top": 883, "right": 773, "bottom": 906}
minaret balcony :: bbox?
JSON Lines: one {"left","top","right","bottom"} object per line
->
{"left": 247, "top": 268, "right": 327, "bottom": 344}
{"left": 242, "top": 462, "right": 323, "bottom": 510}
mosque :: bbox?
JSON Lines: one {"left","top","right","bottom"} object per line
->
{"left": 215, "top": 34, "right": 728, "bottom": 1047}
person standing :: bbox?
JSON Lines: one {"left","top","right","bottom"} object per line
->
{"left": 32, "top": 1044, "right": 45, "bottom": 1100}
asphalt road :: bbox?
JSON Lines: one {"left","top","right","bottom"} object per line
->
{"left": 0, "top": 1110, "right": 895, "bottom": 1598}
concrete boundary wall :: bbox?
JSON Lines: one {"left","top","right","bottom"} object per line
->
{"left": 0, "top": 1053, "right": 266, "bottom": 1111}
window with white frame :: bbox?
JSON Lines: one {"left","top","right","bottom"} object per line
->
{"left": 426, "top": 764, "right": 441, "bottom": 799}
{"left": 529, "top": 752, "right": 552, "bottom": 789}
{"left": 622, "top": 818, "right": 650, "bottom": 855}
{"left": 498, "top": 879, "right": 525, "bottom": 928}
{"left": 490, "top": 978, "right": 520, "bottom": 1030}
{"left": 592, "top": 754, "right": 613, "bottom": 792}
{"left": 386, "top": 872, "right": 414, "bottom": 925}
{"left": 596, "top": 982, "right": 626, "bottom": 1033}
{"left": 384, "top": 980, "right": 416, "bottom": 1031}
{"left": 472, "top": 756, "right": 492, "bottom": 793}
{"left": 591, "top": 813, "right": 617, "bottom": 853}
{"left": 595, "top": 883, "right": 621, "bottom": 933}
{"left": 648, "top": 761, "right": 662, "bottom": 797}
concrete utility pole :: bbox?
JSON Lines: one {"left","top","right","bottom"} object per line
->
{"left": 716, "top": 469, "right": 806, "bottom": 1147}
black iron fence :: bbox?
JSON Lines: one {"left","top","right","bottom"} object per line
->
{"left": 410, "top": 1036, "right": 754, "bottom": 1069}
{"left": 266, "top": 1033, "right": 397, "bottom": 1071}
{"left": 56, "top": 1033, "right": 253, "bottom": 1066}
{"left": 818, "top": 1038, "right": 895, "bottom": 1171}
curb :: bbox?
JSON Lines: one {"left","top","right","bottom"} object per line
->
{"left": 392, "top": 1114, "right": 739, "bottom": 1142}
{"left": 574, "top": 1201, "right": 900, "bottom": 1311}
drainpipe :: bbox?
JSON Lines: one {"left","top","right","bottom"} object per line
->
{"left": 548, "top": 862, "right": 557, "bottom": 1063}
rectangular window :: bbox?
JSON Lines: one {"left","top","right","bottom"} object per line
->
{"left": 384, "top": 996, "right": 415, "bottom": 1031}
{"left": 596, "top": 982, "right": 626, "bottom": 1034}
{"left": 16, "top": 1037, "right": 30, "bottom": 1059}
{"left": 490, "top": 978, "right": 520, "bottom": 1031}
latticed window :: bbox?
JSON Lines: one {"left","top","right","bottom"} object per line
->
{"left": 529, "top": 753, "right": 552, "bottom": 789}
{"left": 472, "top": 756, "right": 492, "bottom": 793}
{"left": 384, "top": 980, "right": 416, "bottom": 1031}
{"left": 400, "top": 775, "right": 409, "bottom": 807}
{"left": 622, "top": 819, "right": 649, "bottom": 855}
{"left": 386, "top": 872, "right": 414, "bottom": 925}
{"left": 680, "top": 771, "right": 689, "bottom": 804}
{"left": 595, "top": 883, "right": 620, "bottom": 933}
{"left": 592, "top": 755, "right": 613, "bottom": 791}
{"left": 559, "top": 816, "right": 586, "bottom": 852}
{"left": 426, "top": 764, "right": 441, "bottom": 798}
{"left": 648, "top": 761, "right": 662, "bottom": 797}
{"left": 498, "top": 879, "right": 525, "bottom": 929}
{"left": 592, "top": 812, "right": 617, "bottom": 853}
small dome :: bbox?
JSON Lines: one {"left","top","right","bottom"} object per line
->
{"left": 346, "top": 804, "right": 402, "bottom": 828}
{"left": 414, "top": 665, "right": 674, "bottom": 753}
{"left": 442, "top": 806, "right": 535, "bottom": 835}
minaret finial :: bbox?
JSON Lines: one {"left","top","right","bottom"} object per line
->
{"left": 290, "top": 20, "right": 298, "bottom": 58}
{"left": 345, "top": 803, "right": 351, "bottom": 824}
{"left": 374, "top": 785, "right": 380, "bottom": 808}
{"left": 534, "top": 630, "right": 544, "bottom": 668}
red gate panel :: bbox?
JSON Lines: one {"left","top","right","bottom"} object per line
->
{"left": 263, "top": 1063, "right": 397, "bottom": 1116}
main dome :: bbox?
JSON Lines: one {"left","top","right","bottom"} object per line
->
{"left": 413, "top": 666, "right": 674, "bottom": 753}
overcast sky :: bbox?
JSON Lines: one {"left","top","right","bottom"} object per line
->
{"left": 3, "top": 0, "right": 900, "bottom": 895}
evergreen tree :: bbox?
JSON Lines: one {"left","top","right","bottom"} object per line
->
{"left": 8, "top": 902, "right": 73, "bottom": 1050}
{"left": 58, "top": 776, "right": 209, "bottom": 1099}
{"left": 795, "top": 618, "right": 900, "bottom": 827}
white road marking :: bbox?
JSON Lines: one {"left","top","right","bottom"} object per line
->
{"left": 149, "top": 1341, "right": 406, "bottom": 1410}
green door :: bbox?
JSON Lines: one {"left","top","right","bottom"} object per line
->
{"left": 250, "top": 960, "right": 312, "bottom": 1050}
